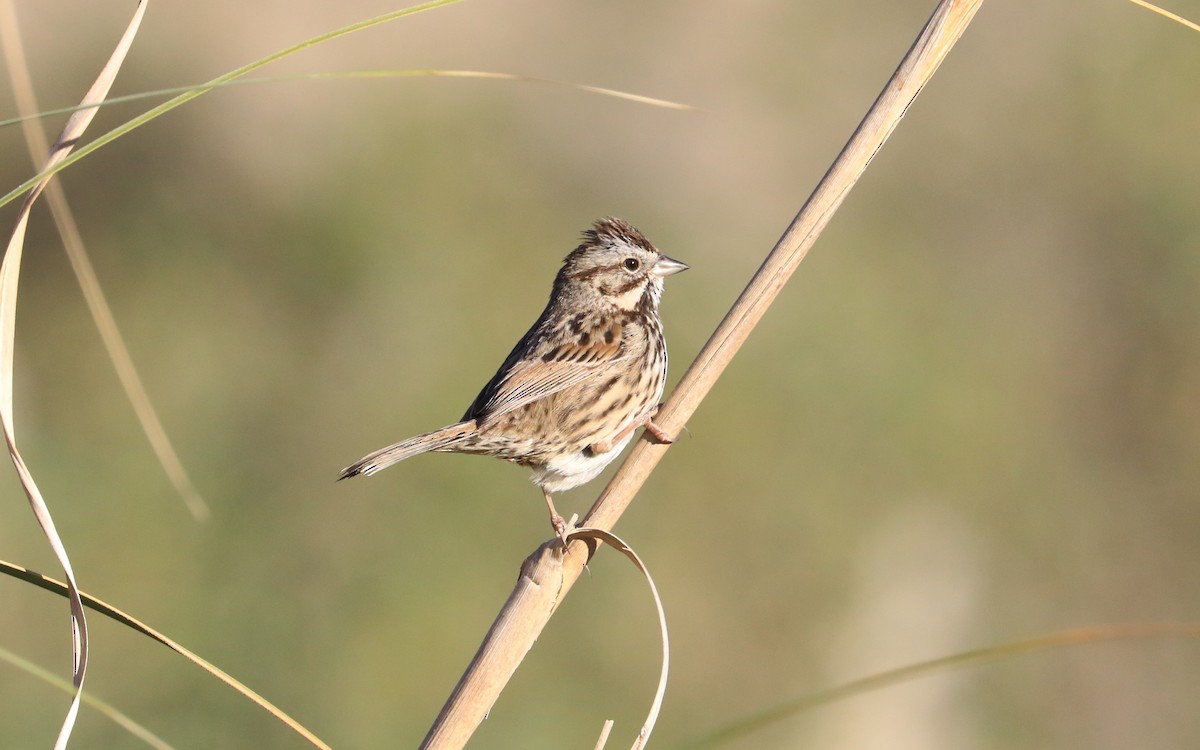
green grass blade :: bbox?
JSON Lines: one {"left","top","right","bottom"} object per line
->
{"left": 0, "top": 0, "right": 463, "bottom": 210}
{"left": 686, "top": 623, "right": 1200, "bottom": 748}
{"left": 0, "top": 560, "right": 332, "bottom": 750}
{"left": 0, "top": 645, "right": 176, "bottom": 750}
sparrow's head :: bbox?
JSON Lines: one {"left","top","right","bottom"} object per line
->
{"left": 558, "top": 217, "right": 687, "bottom": 312}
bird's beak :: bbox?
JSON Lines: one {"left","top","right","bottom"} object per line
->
{"left": 652, "top": 255, "right": 689, "bottom": 277}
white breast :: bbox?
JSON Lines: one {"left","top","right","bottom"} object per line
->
{"left": 529, "top": 432, "right": 636, "bottom": 493}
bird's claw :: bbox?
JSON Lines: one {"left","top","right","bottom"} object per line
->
{"left": 552, "top": 513, "right": 579, "bottom": 547}
{"left": 643, "top": 419, "right": 675, "bottom": 444}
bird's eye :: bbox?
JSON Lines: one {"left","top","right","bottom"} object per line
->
{"left": 623, "top": 258, "right": 640, "bottom": 271}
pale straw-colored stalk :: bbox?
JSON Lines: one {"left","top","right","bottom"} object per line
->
{"left": 420, "top": 1, "right": 986, "bottom": 747}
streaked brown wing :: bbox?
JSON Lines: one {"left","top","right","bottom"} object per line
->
{"left": 466, "top": 317, "right": 625, "bottom": 423}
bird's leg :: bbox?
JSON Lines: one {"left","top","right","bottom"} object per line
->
{"left": 543, "top": 489, "right": 570, "bottom": 542}
{"left": 590, "top": 404, "right": 675, "bottom": 454}
{"left": 641, "top": 416, "right": 674, "bottom": 444}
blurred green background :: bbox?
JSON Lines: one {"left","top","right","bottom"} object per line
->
{"left": 2, "top": 0, "right": 1198, "bottom": 747}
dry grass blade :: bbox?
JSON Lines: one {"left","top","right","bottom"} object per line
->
{"left": 421, "top": 0, "right": 986, "bottom": 745}
{"left": 0, "top": 560, "right": 331, "bottom": 750}
{"left": 685, "top": 622, "right": 1200, "bottom": 747}
{"left": 401, "top": 70, "right": 700, "bottom": 110}
{"left": 567, "top": 529, "right": 670, "bottom": 750}
{"left": 1127, "top": 0, "right": 1200, "bottom": 32}
{"left": 0, "top": 2, "right": 208, "bottom": 521}
{"left": 0, "top": 69, "right": 697, "bottom": 129}
{"left": 593, "top": 720, "right": 615, "bottom": 750}
{"left": 0, "top": 1, "right": 148, "bottom": 746}
{"left": 0, "top": 644, "right": 176, "bottom": 750}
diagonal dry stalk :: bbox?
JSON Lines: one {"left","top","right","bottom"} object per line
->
{"left": 422, "top": 0, "right": 986, "bottom": 747}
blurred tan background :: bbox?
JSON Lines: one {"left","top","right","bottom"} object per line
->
{"left": 2, "top": 1, "right": 1198, "bottom": 747}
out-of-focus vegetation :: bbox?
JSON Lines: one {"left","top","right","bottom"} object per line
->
{"left": 1, "top": 1, "right": 1197, "bottom": 747}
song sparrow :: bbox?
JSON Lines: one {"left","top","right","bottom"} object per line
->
{"left": 338, "top": 217, "right": 687, "bottom": 538}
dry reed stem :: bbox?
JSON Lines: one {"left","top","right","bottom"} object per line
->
{"left": 422, "top": 0, "right": 986, "bottom": 747}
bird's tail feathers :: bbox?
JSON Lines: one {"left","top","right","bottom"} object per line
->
{"left": 338, "top": 421, "right": 475, "bottom": 480}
